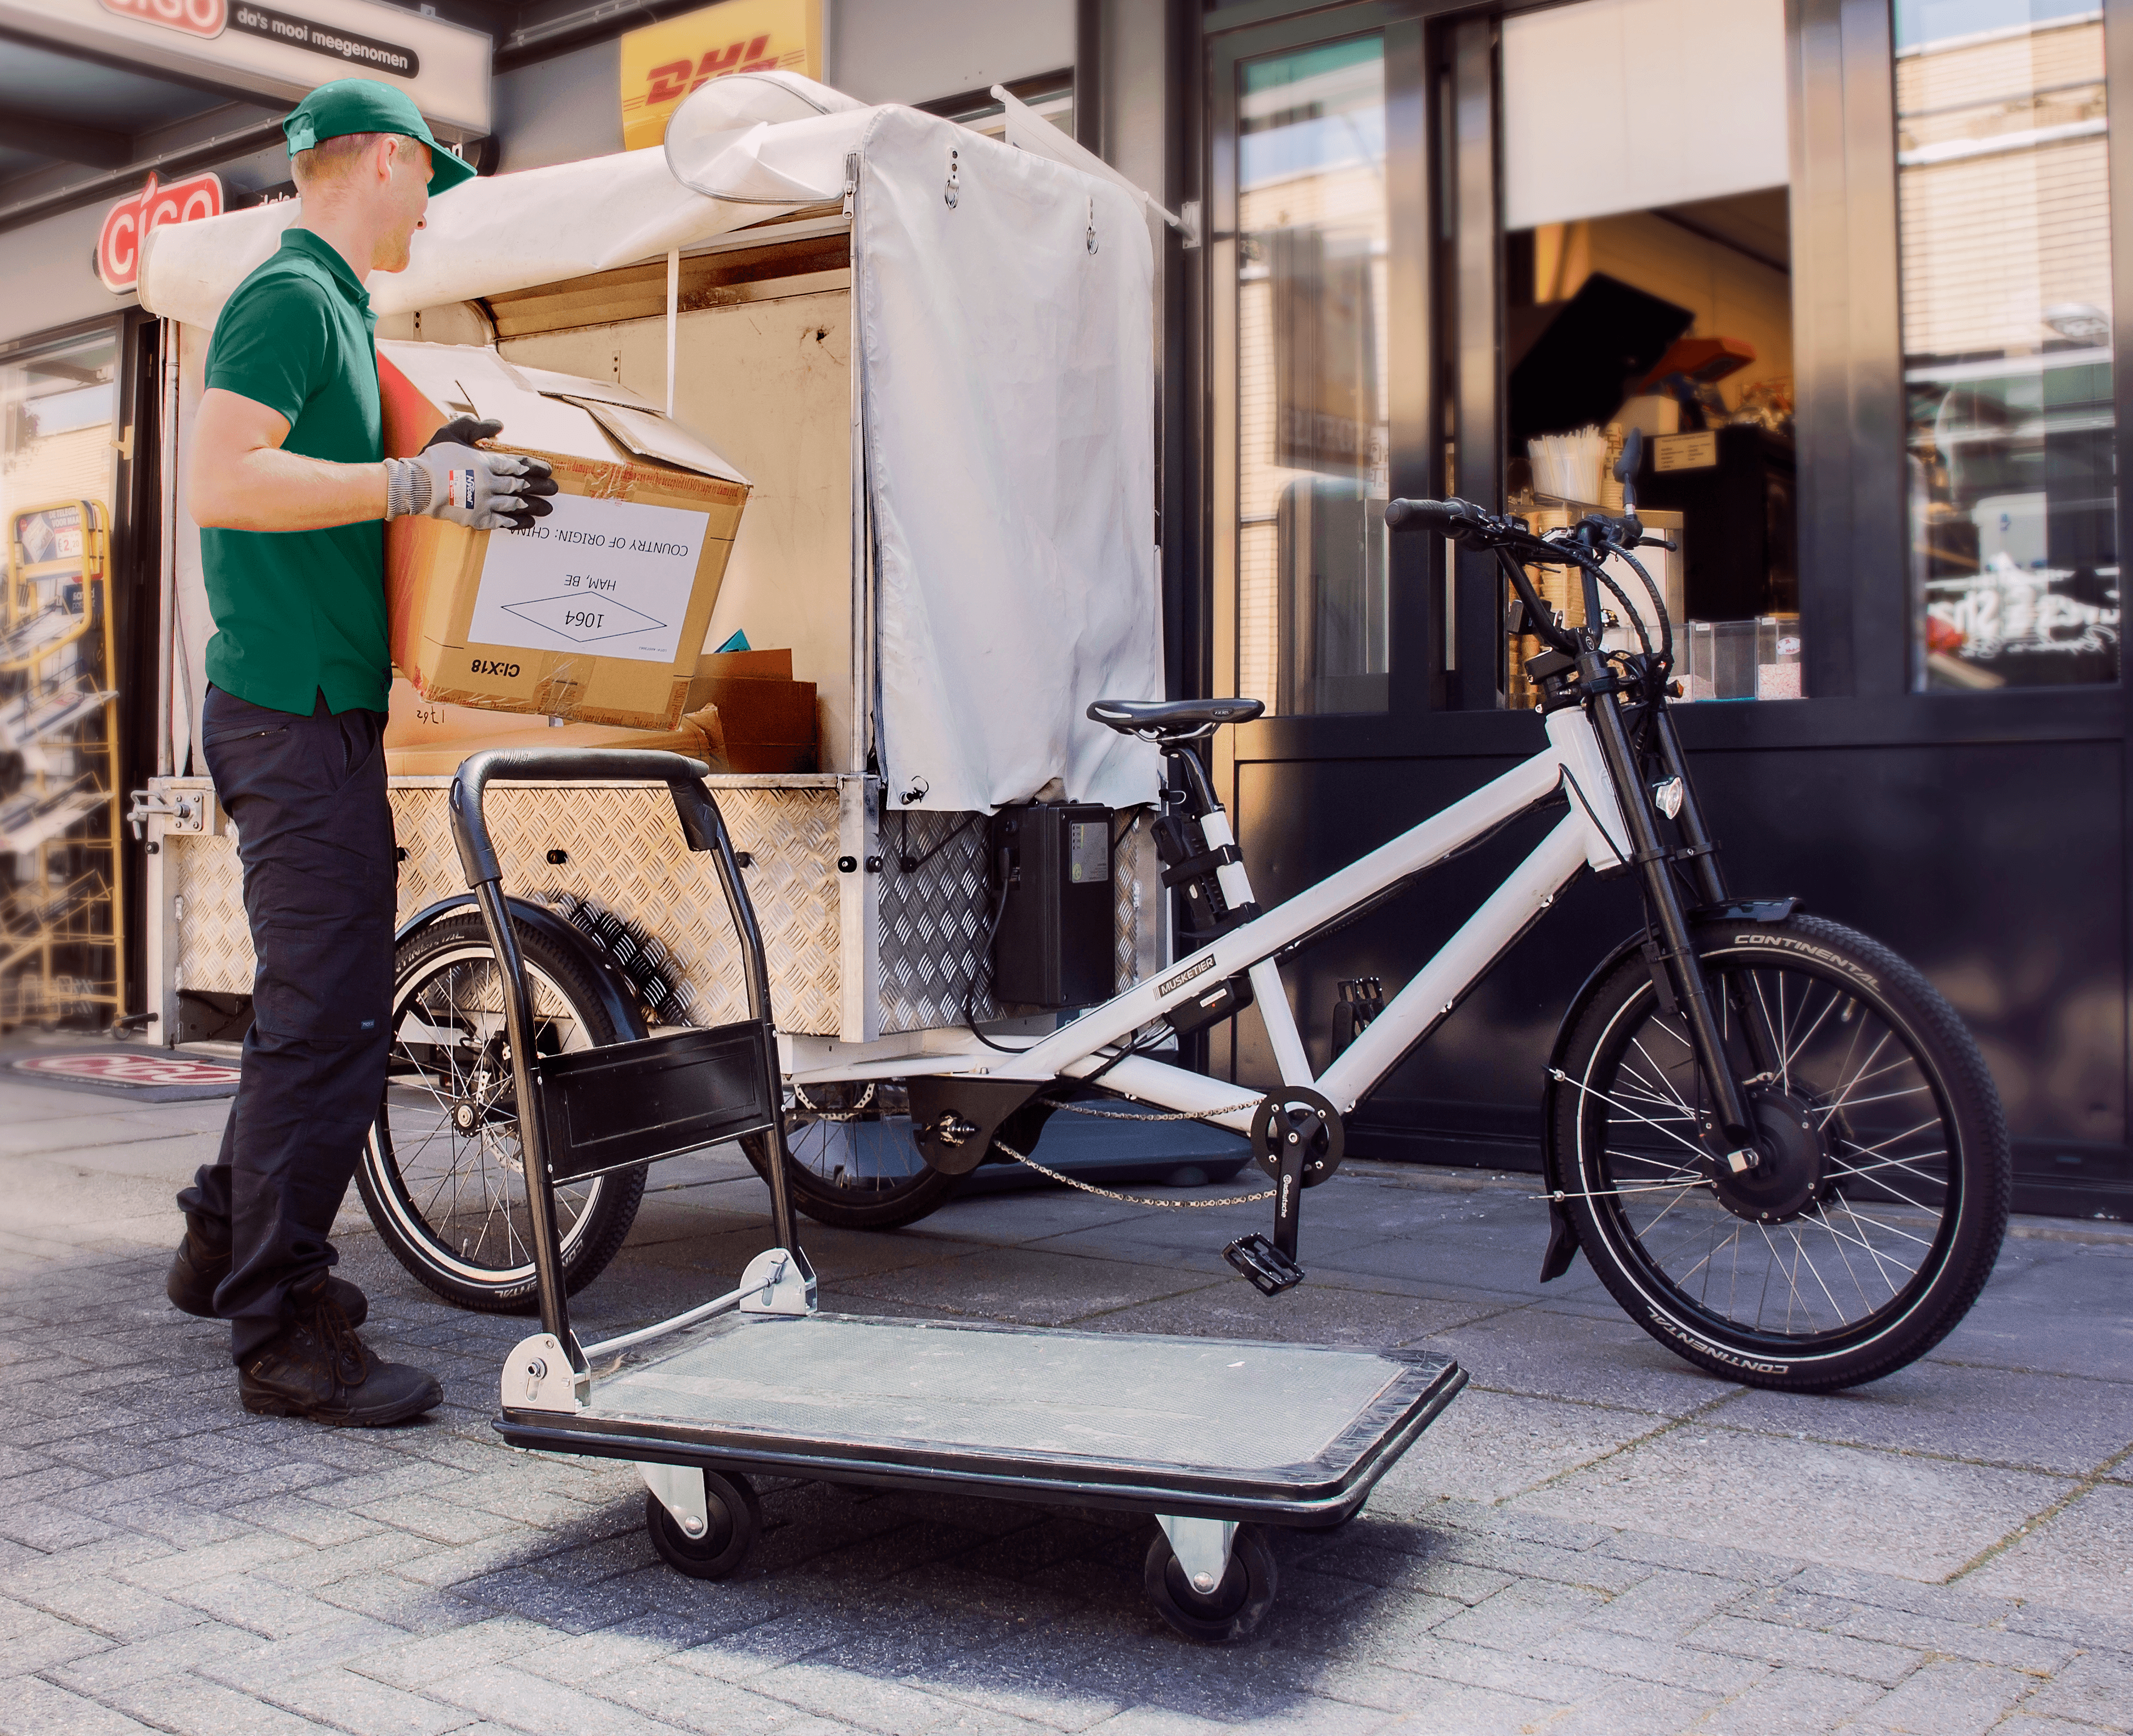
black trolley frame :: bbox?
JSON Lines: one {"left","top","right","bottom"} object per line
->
{"left": 449, "top": 745, "right": 807, "bottom": 1386}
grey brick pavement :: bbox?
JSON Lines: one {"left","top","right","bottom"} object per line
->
{"left": 0, "top": 1067, "right": 2128, "bottom": 1734}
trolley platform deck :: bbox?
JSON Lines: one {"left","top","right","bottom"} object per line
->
{"left": 497, "top": 1310, "right": 1466, "bottom": 1525}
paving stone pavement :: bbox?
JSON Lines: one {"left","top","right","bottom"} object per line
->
{"left": 1, "top": 1068, "right": 2128, "bottom": 1735}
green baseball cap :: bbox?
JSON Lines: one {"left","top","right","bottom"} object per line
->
{"left": 282, "top": 78, "right": 476, "bottom": 195}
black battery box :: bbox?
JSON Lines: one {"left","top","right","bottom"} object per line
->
{"left": 987, "top": 802, "right": 1116, "bottom": 1009}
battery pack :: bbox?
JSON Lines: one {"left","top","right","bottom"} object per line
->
{"left": 988, "top": 802, "right": 1116, "bottom": 1009}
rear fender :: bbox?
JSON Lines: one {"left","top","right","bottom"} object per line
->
{"left": 1536, "top": 897, "right": 1800, "bottom": 1280}
{"left": 394, "top": 894, "right": 649, "bottom": 1042}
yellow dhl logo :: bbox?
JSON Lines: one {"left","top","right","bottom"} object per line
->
{"left": 638, "top": 35, "right": 779, "bottom": 107}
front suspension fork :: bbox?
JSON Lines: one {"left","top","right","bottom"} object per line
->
{"left": 1582, "top": 680, "right": 1760, "bottom": 1166}
{"left": 1648, "top": 705, "right": 1786, "bottom": 1085}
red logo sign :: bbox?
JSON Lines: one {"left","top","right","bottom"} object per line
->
{"left": 644, "top": 34, "right": 777, "bottom": 106}
{"left": 99, "top": 0, "right": 228, "bottom": 36}
{"left": 97, "top": 172, "right": 224, "bottom": 294}
{"left": 13, "top": 1053, "right": 240, "bottom": 1087}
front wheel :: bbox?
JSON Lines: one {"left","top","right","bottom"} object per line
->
{"left": 1143, "top": 1524, "right": 1278, "bottom": 1645}
{"left": 1553, "top": 914, "right": 2010, "bottom": 1391}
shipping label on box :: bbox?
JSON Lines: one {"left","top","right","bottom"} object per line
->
{"left": 377, "top": 343, "right": 750, "bottom": 731}
{"left": 468, "top": 494, "right": 713, "bottom": 664}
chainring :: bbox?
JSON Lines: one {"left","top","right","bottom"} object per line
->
{"left": 1250, "top": 1087, "right": 1344, "bottom": 1187}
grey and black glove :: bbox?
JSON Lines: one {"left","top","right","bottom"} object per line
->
{"left": 384, "top": 417, "right": 559, "bottom": 530}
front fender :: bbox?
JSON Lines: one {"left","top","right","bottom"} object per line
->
{"left": 395, "top": 894, "right": 649, "bottom": 1042}
{"left": 1536, "top": 897, "right": 1799, "bottom": 1280}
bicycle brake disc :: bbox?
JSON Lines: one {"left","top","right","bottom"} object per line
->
{"left": 1250, "top": 1087, "right": 1344, "bottom": 1187}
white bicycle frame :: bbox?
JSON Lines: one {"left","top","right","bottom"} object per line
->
{"left": 787, "top": 706, "right": 1634, "bottom": 1132}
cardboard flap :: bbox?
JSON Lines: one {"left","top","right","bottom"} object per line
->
{"left": 560, "top": 398, "right": 750, "bottom": 484}
{"left": 377, "top": 339, "right": 748, "bottom": 481}
{"left": 510, "top": 364, "right": 662, "bottom": 413}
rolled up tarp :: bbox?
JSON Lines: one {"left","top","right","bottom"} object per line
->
{"left": 138, "top": 95, "right": 873, "bottom": 331}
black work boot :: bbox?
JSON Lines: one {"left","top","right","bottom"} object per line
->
{"left": 238, "top": 1289, "right": 442, "bottom": 1426}
{"left": 167, "top": 1217, "right": 367, "bottom": 1326}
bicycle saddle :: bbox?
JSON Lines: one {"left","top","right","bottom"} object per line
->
{"left": 1087, "top": 697, "right": 1266, "bottom": 737}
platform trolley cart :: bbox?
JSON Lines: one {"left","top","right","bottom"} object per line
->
{"left": 460, "top": 745, "right": 1467, "bottom": 1645}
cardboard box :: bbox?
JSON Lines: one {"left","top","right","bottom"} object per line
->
{"left": 378, "top": 341, "right": 750, "bottom": 730}
{"left": 684, "top": 650, "right": 816, "bottom": 773}
{"left": 688, "top": 677, "right": 817, "bottom": 773}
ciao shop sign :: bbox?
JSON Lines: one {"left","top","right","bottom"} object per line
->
{"left": 97, "top": 171, "right": 223, "bottom": 294}
{"left": 97, "top": 0, "right": 420, "bottom": 76}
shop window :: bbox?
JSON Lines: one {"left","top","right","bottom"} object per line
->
{"left": 1, "top": 334, "right": 117, "bottom": 535}
{"left": 1897, "top": 0, "right": 2117, "bottom": 690}
{"left": 1236, "top": 35, "right": 1390, "bottom": 716}
{"left": 1498, "top": 0, "right": 1798, "bottom": 705}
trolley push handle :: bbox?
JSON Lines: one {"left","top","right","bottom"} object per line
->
{"left": 451, "top": 747, "right": 709, "bottom": 889}
{"left": 448, "top": 745, "right": 776, "bottom": 1030}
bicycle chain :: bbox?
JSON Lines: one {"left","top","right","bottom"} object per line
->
{"left": 1047, "top": 1095, "right": 1266, "bottom": 1123}
{"left": 991, "top": 1138, "right": 1275, "bottom": 1209}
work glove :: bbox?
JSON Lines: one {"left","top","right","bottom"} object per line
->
{"left": 384, "top": 417, "right": 559, "bottom": 530}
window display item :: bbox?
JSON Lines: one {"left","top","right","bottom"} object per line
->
{"left": 1681, "top": 619, "right": 1715, "bottom": 701}
{"left": 1706, "top": 620, "right": 1758, "bottom": 700}
{"left": 378, "top": 340, "right": 750, "bottom": 731}
{"left": 1756, "top": 614, "right": 1802, "bottom": 699}
{"left": 1528, "top": 426, "right": 1608, "bottom": 505}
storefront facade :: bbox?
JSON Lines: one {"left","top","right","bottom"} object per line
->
{"left": 1, "top": 0, "right": 2124, "bottom": 1218}
{"left": 1134, "top": 0, "right": 2133, "bottom": 1221}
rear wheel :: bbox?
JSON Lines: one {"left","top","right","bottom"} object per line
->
{"left": 1553, "top": 914, "right": 2010, "bottom": 1391}
{"left": 748, "top": 1080, "right": 966, "bottom": 1230}
{"left": 356, "top": 914, "right": 646, "bottom": 1313}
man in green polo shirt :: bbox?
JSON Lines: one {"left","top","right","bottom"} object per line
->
{"left": 168, "top": 79, "right": 556, "bottom": 1426}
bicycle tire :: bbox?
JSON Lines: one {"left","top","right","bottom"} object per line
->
{"left": 1553, "top": 913, "right": 2010, "bottom": 1390}
{"left": 356, "top": 914, "right": 646, "bottom": 1312}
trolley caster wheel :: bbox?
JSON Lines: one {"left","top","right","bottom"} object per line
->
{"left": 1144, "top": 1523, "right": 1278, "bottom": 1645}
{"left": 645, "top": 1470, "right": 760, "bottom": 1581}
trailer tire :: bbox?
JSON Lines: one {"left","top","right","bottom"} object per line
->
{"left": 357, "top": 914, "right": 646, "bottom": 1313}
{"left": 751, "top": 1079, "right": 967, "bottom": 1230}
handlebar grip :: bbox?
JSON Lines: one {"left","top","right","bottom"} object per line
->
{"left": 1385, "top": 498, "right": 1469, "bottom": 535}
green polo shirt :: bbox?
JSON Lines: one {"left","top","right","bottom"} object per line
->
{"left": 201, "top": 227, "right": 389, "bottom": 716}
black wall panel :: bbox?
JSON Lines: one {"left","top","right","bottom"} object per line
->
{"left": 1228, "top": 736, "right": 2128, "bottom": 1216}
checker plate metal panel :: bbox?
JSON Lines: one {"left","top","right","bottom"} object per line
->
{"left": 872, "top": 808, "right": 1157, "bottom": 1033}
{"left": 165, "top": 783, "right": 1160, "bottom": 1040}
{"left": 167, "top": 780, "right": 844, "bottom": 1035}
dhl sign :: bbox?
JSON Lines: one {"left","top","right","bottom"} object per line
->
{"left": 97, "top": 171, "right": 224, "bottom": 293}
{"left": 619, "top": 0, "right": 818, "bottom": 153}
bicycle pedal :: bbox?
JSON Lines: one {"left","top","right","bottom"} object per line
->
{"left": 1224, "top": 1234, "right": 1305, "bottom": 1296}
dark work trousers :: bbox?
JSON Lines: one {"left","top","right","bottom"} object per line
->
{"left": 176, "top": 686, "right": 397, "bottom": 1364}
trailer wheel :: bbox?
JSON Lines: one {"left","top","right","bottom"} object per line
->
{"left": 645, "top": 1471, "right": 760, "bottom": 1580}
{"left": 1144, "top": 1524, "right": 1278, "bottom": 1645}
{"left": 357, "top": 914, "right": 646, "bottom": 1312}
{"left": 755, "top": 1080, "right": 967, "bottom": 1230}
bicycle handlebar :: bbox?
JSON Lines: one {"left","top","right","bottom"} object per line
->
{"left": 1382, "top": 497, "right": 1479, "bottom": 537}
{"left": 1384, "top": 494, "right": 1674, "bottom": 674}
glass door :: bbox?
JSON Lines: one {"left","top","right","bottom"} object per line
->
{"left": 1211, "top": 4, "right": 1432, "bottom": 733}
{"left": 1240, "top": 36, "right": 1391, "bottom": 715}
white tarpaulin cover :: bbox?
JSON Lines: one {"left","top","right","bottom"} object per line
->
{"left": 852, "top": 107, "right": 1159, "bottom": 812}
{"left": 141, "top": 76, "right": 1161, "bottom": 813}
